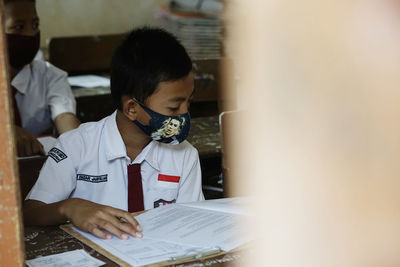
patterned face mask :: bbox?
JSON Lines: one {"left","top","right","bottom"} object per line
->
{"left": 132, "top": 98, "right": 191, "bottom": 145}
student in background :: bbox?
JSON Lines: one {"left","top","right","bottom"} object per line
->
{"left": 3, "top": 0, "right": 80, "bottom": 156}
{"left": 23, "top": 28, "right": 204, "bottom": 240}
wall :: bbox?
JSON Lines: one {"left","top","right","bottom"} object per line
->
{"left": 36, "top": 0, "right": 165, "bottom": 47}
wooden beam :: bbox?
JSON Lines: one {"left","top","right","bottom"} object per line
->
{"left": 0, "top": 1, "right": 25, "bottom": 265}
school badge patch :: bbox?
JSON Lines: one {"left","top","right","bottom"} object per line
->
{"left": 48, "top": 147, "right": 67, "bottom": 163}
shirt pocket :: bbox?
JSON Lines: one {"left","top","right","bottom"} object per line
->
{"left": 153, "top": 174, "right": 180, "bottom": 200}
{"left": 156, "top": 174, "right": 180, "bottom": 189}
{"left": 156, "top": 180, "right": 180, "bottom": 190}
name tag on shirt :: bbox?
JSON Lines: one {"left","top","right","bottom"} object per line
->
{"left": 158, "top": 174, "right": 180, "bottom": 183}
{"left": 77, "top": 174, "right": 108, "bottom": 183}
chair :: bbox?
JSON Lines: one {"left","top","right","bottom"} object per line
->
{"left": 48, "top": 34, "right": 125, "bottom": 75}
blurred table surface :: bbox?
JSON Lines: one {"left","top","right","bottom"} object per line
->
{"left": 187, "top": 115, "right": 221, "bottom": 158}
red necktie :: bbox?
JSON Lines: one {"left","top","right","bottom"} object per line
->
{"left": 11, "top": 86, "right": 22, "bottom": 126}
{"left": 127, "top": 163, "right": 144, "bottom": 212}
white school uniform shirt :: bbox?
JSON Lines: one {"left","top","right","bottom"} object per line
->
{"left": 11, "top": 60, "right": 76, "bottom": 136}
{"left": 26, "top": 110, "right": 204, "bottom": 210}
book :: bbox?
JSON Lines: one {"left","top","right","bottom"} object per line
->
{"left": 61, "top": 197, "right": 252, "bottom": 267}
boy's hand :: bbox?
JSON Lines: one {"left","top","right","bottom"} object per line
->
{"left": 62, "top": 198, "right": 142, "bottom": 240}
{"left": 14, "top": 126, "right": 45, "bottom": 156}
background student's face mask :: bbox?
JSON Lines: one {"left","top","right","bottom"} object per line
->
{"left": 6, "top": 31, "right": 40, "bottom": 69}
{"left": 133, "top": 99, "right": 191, "bottom": 145}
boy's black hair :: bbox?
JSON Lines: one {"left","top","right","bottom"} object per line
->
{"left": 111, "top": 27, "right": 192, "bottom": 110}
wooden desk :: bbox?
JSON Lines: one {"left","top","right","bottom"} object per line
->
{"left": 24, "top": 226, "right": 115, "bottom": 265}
{"left": 24, "top": 225, "right": 243, "bottom": 267}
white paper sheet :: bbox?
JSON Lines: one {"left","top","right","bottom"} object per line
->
{"left": 68, "top": 75, "right": 110, "bottom": 88}
{"left": 69, "top": 199, "right": 251, "bottom": 266}
{"left": 181, "top": 197, "right": 252, "bottom": 215}
{"left": 75, "top": 228, "right": 209, "bottom": 267}
{"left": 26, "top": 249, "right": 105, "bottom": 267}
{"left": 136, "top": 204, "right": 250, "bottom": 251}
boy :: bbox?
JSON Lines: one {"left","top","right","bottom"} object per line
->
{"left": 3, "top": 0, "right": 80, "bottom": 156}
{"left": 24, "top": 28, "right": 205, "bottom": 240}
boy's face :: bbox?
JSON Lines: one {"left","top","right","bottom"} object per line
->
{"left": 144, "top": 72, "right": 195, "bottom": 116}
{"left": 4, "top": 0, "right": 39, "bottom": 36}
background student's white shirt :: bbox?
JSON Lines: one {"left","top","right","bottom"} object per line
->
{"left": 11, "top": 60, "right": 76, "bottom": 136}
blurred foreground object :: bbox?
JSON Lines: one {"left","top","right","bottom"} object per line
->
{"left": 225, "top": 0, "right": 400, "bottom": 266}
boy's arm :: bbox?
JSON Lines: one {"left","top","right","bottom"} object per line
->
{"left": 24, "top": 198, "right": 142, "bottom": 239}
{"left": 44, "top": 62, "right": 78, "bottom": 132}
{"left": 54, "top": 112, "right": 80, "bottom": 134}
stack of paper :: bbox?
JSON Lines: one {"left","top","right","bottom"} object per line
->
{"left": 156, "top": 2, "right": 223, "bottom": 60}
{"left": 72, "top": 198, "right": 252, "bottom": 266}
{"left": 67, "top": 75, "right": 110, "bottom": 88}
{"left": 169, "top": 0, "right": 223, "bottom": 17}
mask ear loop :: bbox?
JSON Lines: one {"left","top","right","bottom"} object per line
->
{"left": 132, "top": 97, "right": 147, "bottom": 112}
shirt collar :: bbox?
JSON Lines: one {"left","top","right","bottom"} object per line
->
{"left": 132, "top": 140, "right": 160, "bottom": 171}
{"left": 11, "top": 64, "right": 32, "bottom": 94}
{"left": 104, "top": 110, "right": 160, "bottom": 171}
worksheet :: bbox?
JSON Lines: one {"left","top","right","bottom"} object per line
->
{"left": 75, "top": 230, "right": 210, "bottom": 267}
{"left": 136, "top": 204, "right": 249, "bottom": 251}
{"left": 72, "top": 198, "right": 251, "bottom": 266}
